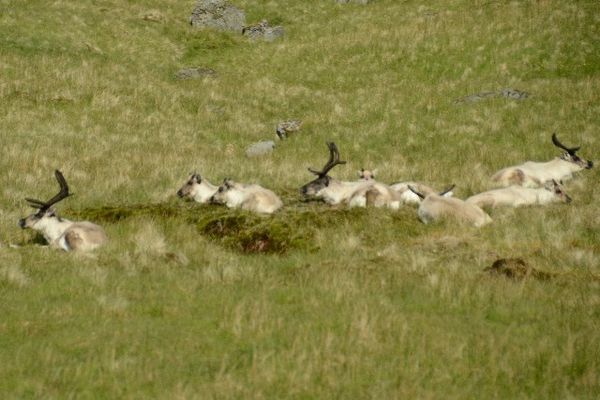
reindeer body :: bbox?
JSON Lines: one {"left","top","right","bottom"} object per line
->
{"left": 492, "top": 134, "right": 593, "bottom": 187}
{"left": 177, "top": 173, "right": 218, "bottom": 203}
{"left": 492, "top": 158, "right": 586, "bottom": 187}
{"left": 211, "top": 180, "right": 282, "bottom": 214}
{"left": 20, "top": 214, "right": 108, "bottom": 251}
{"left": 390, "top": 182, "right": 453, "bottom": 205}
{"left": 466, "top": 182, "right": 571, "bottom": 209}
{"left": 347, "top": 182, "right": 402, "bottom": 209}
{"left": 417, "top": 195, "right": 492, "bottom": 227}
{"left": 18, "top": 170, "right": 108, "bottom": 251}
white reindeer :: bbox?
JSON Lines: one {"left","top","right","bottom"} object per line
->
{"left": 492, "top": 133, "right": 593, "bottom": 187}
{"left": 409, "top": 185, "right": 492, "bottom": 227}
{"left": 176, "top": 172, "right": 218, "bottom": 203}
{"left": 389, "top": 181, "right": 454, "bottom": 205}
{"left": 300, "top": 142, "right": 373, "bottom": 205}
{"left": 466, "top": 180, "right": 571, "bottom": 209}
{"left": 18, "top": 170, "right": 108, "bottom": 251}
{"left": 209, "top": 179, "right": 283, "bottom": 214}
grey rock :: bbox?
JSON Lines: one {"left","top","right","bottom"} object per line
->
{"left": 242, "top": 20, "right": 284, "bottom": 42}
{"left": 175, "top": 67, "right": 217, "bottom": 80}
{"left": 190, "top": 0, "right": 245, "bottom": 33}
{"left": 500, "top": 88, "right": 529, "bottom": 100}
{"left": 454, "top": 88, "right": 530, "bottom": 104}
{"left": 246, "top": 140, "right": 275, "bottom": 157}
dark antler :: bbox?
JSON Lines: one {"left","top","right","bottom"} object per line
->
{"left": 439, "top": 184, "right": 455, "bottom": 196}
{"left": 308, "top": 142, "right": 347, "bottom": 177}
{"left": 552, "top": 133, "right": 580, "bottom": 155}
{"left": 25, "top": 170, "right": 71, "bottom": 211}
{"left": 407, "top": 185, "right": 425, "bottom": 200}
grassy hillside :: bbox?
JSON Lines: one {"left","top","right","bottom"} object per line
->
{"left": 1, "top": 0, "right": 599, "bottom": 398}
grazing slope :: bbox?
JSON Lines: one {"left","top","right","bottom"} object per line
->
{"left": 1, "top": 0, "right": 599, "bottom": 398}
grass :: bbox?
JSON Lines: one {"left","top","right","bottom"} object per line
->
{"left": 1, "top": 0, "right": 600, "bottom": 398}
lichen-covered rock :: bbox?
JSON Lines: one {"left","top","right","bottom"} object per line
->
{"left": 454, "top": 88, "right": 530, "bottom": 104}
{"left": 175, "top": 67, "right": 216, "bottom": 80}
{"left": 242, "top": 20, "right": 284, "bottom": 42}
{"left": 276, "top": 119, "right": 302, "bottom": 139}
{"left": 190, "top": 0, "right": 245, "bottom": 33}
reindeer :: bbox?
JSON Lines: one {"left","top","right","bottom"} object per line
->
{"left": 466, "top": 180, "right": 571, "bottom": 209}
{"left": 389, "top": 181, "right": 454, "bottom": 206}
{"left": 18, "top": 170, "right": 108, "bottom": 251}
{"left": 492, "top": 133, "right": 593, "bottom": 187}
{"left": 176, "top": 172, "right": 218, "bottom": 203}
{"left": 409, "top": 185, "right": 492, "bottom": 227}
{"left": 300, "top": 142, "right": 373, "bottom": 205}
{"left": 209, "top": 179, "right": 283, "bottom": 214}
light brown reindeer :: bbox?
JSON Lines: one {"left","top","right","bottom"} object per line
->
{"left": 409, "top": 185, "right": 492, "bottom": 227}
{"left": 18, "top": 170, "right": 108, "bottom": 251}
{"left": 492, "top": 133, "right": 593, "bottom": 187}
{"left": 466, "top": 180, "right": 571, "bottom": 209}
{"left": 210, "top": 179, "right": 283, "bottom": 214}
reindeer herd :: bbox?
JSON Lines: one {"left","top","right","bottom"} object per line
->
{"left": 17, "top": 133, "right": 593, "bottom": 251}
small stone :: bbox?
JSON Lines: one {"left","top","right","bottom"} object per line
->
{"left": 245, "top": 141, "right": 275, "bottom": 157}
{"left": 175, "top": 67, "right": 217, "bottom": 80}
{"left": 242, "top": 20, "right": 284, "bottom": 41}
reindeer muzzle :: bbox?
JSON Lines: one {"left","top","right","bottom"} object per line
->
{"left": 176, "top": 189, "right": 184, "bottom": 198}
{"left": 587, "top": 160, "right": 594, "bottom": 169}
{"left": 18, "top": 218, "right": 26, "bottom": 229}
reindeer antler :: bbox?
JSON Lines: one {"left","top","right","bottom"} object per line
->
{"left": 308, "top": 142, "right": 347, "bottom": 177}
{"left": 25, "top": 170, "right": 71, "bottom": 211}
{"left": 552, "top": 133, "right": 580, "bottom": 155}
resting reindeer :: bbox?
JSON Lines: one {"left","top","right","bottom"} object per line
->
{"left": 177, "top": 172, "right": 218, "bottom": 203}
{"left": 466, "top": 180, "right": 571, "bottom": 209}
{"left": 18, "top": 170, "right": 108, "bottom": 251}
{"left": 389, "top": 181, "right": 453, "bottom": 205}
{"left": 409, "top": 185, "right": 492, "bottom": 227}
{"left": 300, "top": 142, "right": 373, "bottom": 205}
{"left": 492, "top": 133, "right": 593, "bottom": 187}
{"left": 209, "top": 179, "right": 283, "bottom": 214}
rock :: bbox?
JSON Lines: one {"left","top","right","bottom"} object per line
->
{"left": 175, "top": 67, "right": 217, "bottom": 80}
{"left": 454, "top": 88, "right": 530, "bottom": 104}
{"left": 190, "top": 0, "right": 246, "bottom": 33}
{"left": 276, "top": 119, "right": 302, "bottom": 139}
{"left": 242, "top": 20, "right": 284, "bottom": 42}
{"left": 499, "top": 88, "right": 528, "bottom": 100}
{"left": 245, "top": 141, "right": 275, "bottom": 157}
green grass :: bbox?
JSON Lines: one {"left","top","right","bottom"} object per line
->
{"left": 1, "top": 0, "right": 600, "bottom": 398}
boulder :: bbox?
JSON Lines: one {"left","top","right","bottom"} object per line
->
{"left": 245, "top": 141, "right": 275, "bottom": 157}
{"left": 190, "top": 0, "right": 245, "bottom": 33}
{"left": 242, "top": 20, "right": 284, "bottom": 42}
{"left": 175, "top": 67, "right": 217, "bottom": 80}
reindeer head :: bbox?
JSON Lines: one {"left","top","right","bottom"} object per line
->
{"left": 209, "top": 178, "right": 237, "bottom": 205}
{"left": 358, "top": 168, "right": 377, "bottom": 181}
{"left": 177, "top": 172, "right": 202, "bottom": 198}
{"left": 408, "top": 184, "right": 455, "bottom": 200}
{"left": 18, "top": 170, "right": 70, "bottom": 230}
{"left": 544, "top": 179, "right": 572, "bottom": 204}
{"left": 552, "top": 133, "right": 593, "bottom": 170}
{"left": 300, "top": 142, "right": 347, "bottom": 196}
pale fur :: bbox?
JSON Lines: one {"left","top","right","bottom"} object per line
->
{"left": 491, "top": 158, "right": 587, "bottom": 188}
{"left": 211, "top": 181, "right": 283, "bottom": 214}
{"left": 21, "top": 212, "right": 108, "bottom": 251}
{"left": 417, "top": 195, "right": 492, "bottom": 227}
{"left": 390, "top": 182, "right": 453, "bottom": 205}
{"left": 177, "top": 173, "right": 218, "bottom": 203}
{"left": 347, "top": 182, "right": 403, "bottom": 209}
{"left": 466, "top": 184, "right": 570, "bottom": 208}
